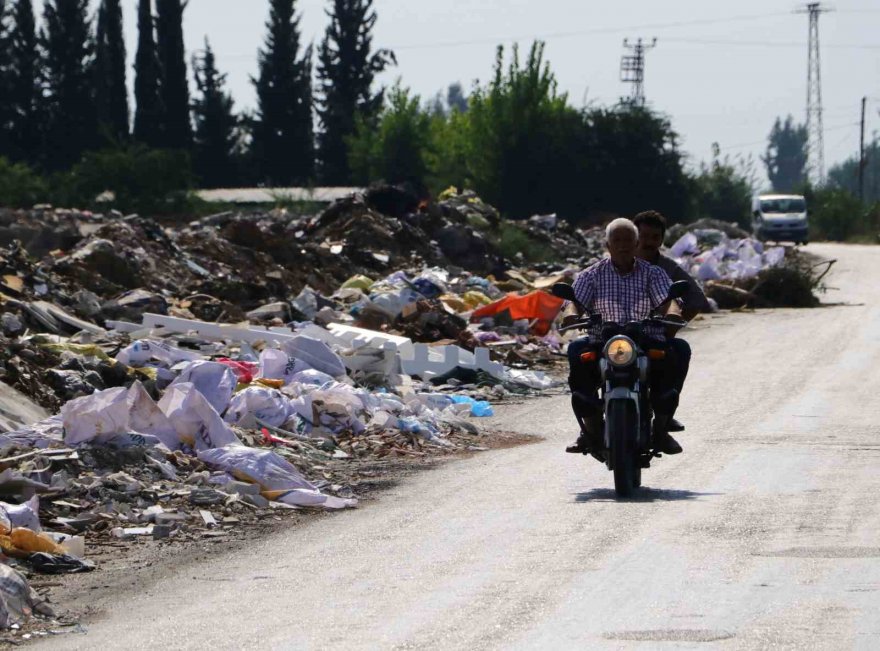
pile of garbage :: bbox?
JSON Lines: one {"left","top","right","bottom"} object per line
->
{"left": 664, "top": 221, "right": 823, "bottom": 309}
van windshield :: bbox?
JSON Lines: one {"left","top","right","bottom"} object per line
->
{"left": 761, "top": 198, "right": 806, "bottom": 213}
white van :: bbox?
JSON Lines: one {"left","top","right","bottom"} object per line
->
{"left": 751, "top": 194, "right": 809, "bottom": 244}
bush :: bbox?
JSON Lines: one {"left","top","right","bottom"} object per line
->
{"left": 806, "top": 187, "right": 869, "bottom": 241}
{"left": 0, "top": 157, "right": 50, "bottom": 208}
{"left": 63, "top": 146, "right": 194, "bottom": 214}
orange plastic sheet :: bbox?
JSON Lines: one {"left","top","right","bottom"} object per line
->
{"left": 470, "top": 291, "right": 565, "bottom": 336}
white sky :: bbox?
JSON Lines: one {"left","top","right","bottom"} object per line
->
{"left": 116, "top": 0, "right": 880, "bottom": 180}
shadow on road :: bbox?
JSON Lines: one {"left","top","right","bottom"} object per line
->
{"left": 574, "top": 487, "right": 721, "bottom": 503}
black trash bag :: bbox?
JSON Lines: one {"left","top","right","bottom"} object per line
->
{"left": 28, "top": 552, "right": 96, "bottom": 575}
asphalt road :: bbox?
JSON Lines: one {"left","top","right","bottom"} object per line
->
{"left": 39, "top": 243, "right": 880, "bottom": 650}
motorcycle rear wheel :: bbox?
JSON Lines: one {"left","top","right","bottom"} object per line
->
{"left": 608, "top": 400, "right": 639, "bottom": 497}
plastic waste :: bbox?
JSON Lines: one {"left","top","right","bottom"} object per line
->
{"left": 341, "top": 275, "right": 374, "bottom": 291}
{"left": 217, "top": 358, "right": 258, "bottom": 384}
{"left": 0, "top": 563, "right": 54, "bottom": 627}
{"left": 169, "top": 361, "right": 237, "bottom": 414}
{"left": 282, "top": 336, "right": 347, "bottom": 378}
{"left": 669, "top": 232, "right": 699, "bottom": 258}
{"left": 9, "top": 527, "right": 65, "bottom": 555}
{"left": 158, "top": 383, "right": 240, "bottom": 451}
{"left": 28, "top": 552, "right": 95, "bottom": 574}
{"left": 225, "top": 387, "right": 292, "bottom": 429}
{"left": 116, "top": 339, "right": 203, "bottom": 367}
{"left": 197, "top": 445, "right": 355, "bottom": 509}
{"left": 450, "top": 395, "right": 495, "bottom": 417}
{"left": 0, "top": 496, "right": 41, "bottom": 533}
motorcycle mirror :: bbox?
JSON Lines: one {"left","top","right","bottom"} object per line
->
{"left": 666, "top": 280, "right": 690, "bottom": 301}
{"left": 551, "top": 282, "right": 576, "bottom": 302}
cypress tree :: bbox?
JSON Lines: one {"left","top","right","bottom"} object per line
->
{"left": 41, "top": 0, "right": 98, "bottom": 170}
{"left": 316, "top": 0, "right": 395, "bottom": 184}
{"left": 133, "top": 0, "right": 162, "bottom": 146}
{"left": 155, "top": 0, "right": 190, "bottom": 149}
{"left": 192, "top": 38, "right": 237, "bottom": 188}
{"left": 0, "top": 0, "right": 11, "bottom": 157}
{"left": 5, "top": 0, "right": 43, "bottom": 164}
{"left": 94, "top": 0, "right": 129, "bottom": 143}
{"left": 252, "top": 0, "right": 314, "bottom": 185}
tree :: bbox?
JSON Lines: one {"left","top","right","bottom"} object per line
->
{"left": 763, "top": 115, "right": 807, "bottom": 192}
{"left": 252, "top": 0, "right": 314, "bottom": 185}
{"left": 155, "top": 0, "right": 190, "bottom": 149}
{"left": 192, "top": 38, "right": 238, "bottom": 188}
{"left": 94, "top": 0, "right": 129, "bottom": 143}
{"left": 446, "top": 82, "right": 468, "bottom": 113}
{"left": 0, "top": 0, "right": 14, "bottom": 157}
{"left": 41, "top": 0, "right": 98, "bottom": 170}
{"left": 348, "top": 82, "right": 432, "bottom": 194}
{"left": 316, "top": 0, "right": 395, "bottom": 184}
{"left": 828, "top": 137, "right": 880, "bottom": 204}
{"left": 133, "top": 0, "right": 163, "bottom": 146}
{"left": 692, "top": 143, "right": 753, "bottom": 228}
{"left": 464, "top": 42, "right": 590, "bottom": 218}
{"left": 4, "top": 0, "right": 43, "bottom": 165}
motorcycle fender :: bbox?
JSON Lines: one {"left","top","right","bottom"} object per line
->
{"left": 604, "top": 391, "right": 640, "bottom": 451}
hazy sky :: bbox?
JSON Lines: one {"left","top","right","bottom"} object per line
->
{"left": 117, "top": 0, "right": 880, "bottom": 180}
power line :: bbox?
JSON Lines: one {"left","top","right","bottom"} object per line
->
{"left": 718, "top": 121, "right": 859, "bottom": 152}
{"left": 661, "top": 37, "right": 880, "bottom": 50}
{"left": 385, "top": 11, "right": 795, "bottom": 51}
{"left": 800, "top": 2, "right": 831, "bottom": 185}
{"left": 620, "top": 38, "right": 656, "bottom": 106}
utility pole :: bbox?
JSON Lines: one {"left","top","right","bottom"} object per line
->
{"left": 798, "top": 2, "right": 831, "bottom": 186}
{"left": 859, "top": 96, "right": 866, "bottom": 202}
{"left": 620, "top": 38, "right": 656, "bottom": 107}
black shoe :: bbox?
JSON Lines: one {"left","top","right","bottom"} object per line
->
{"left": 668, "top": 418, "right": 685, "bottom": 432}
{"left": 653, "top": 431, "right": 683, "bottom": 455}
{"left": 565, "top": 435, "right": 590, "bottom": 454}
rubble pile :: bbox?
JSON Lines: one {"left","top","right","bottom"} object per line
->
{"left": 0, "top": 189, "right": 821, "bottom": 630}
{"left": 664, "top": 226, "right": 822, "bottom": 309}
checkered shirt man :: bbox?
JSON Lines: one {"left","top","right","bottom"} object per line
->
{"left": 572, "top": 257, "right": 675, "bottom": 339}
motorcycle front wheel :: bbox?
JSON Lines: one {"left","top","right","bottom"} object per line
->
{"left": 608, "top": 400, "right": 639, "bottom": 497}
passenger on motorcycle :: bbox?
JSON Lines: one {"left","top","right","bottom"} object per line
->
{"left": 564, "top": 217, "right": 687, "bottom": 456}
{"left": 633, "top": 209, "right": 709, "bottom": 434}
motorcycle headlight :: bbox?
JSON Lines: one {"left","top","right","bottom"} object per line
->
{"left": 605, "top": 336, "right": 636, "bottom": 367}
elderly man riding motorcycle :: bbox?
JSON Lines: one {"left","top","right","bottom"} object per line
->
{"left": 564, "top": 217, "right": 689, "bottom": 456}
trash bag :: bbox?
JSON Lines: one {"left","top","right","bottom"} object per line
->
{"left": 169, "top": 361, "right": 238, "bottom": 414}
{"left": 61, "top": 383, "right": 180, "bottom": 448}
{"left": 258, "top": 348, "right": 308, "bottom": 385}
{"left": 282, "top": 336, "right": 347, "bottom": 379}
{"left": 0, "top": 564, "right": 54, "bottom": 628}
{"left": 471, "top": 291, "right": 565, "bottom": 336}
{"left": 450, "top": 395, "right": 495, "bottom": 417}
{"left": 0, "top": 496, "right": 41, "bottom": 533}
{"left": 116, "top": 339, "right": 203, "bottom": 367}
{"left": 197, "top": 445, "right": 355, "bottom": 509}
{"left": 225, "top": 387, "right": 293, "bottom": 429}
{"left": 669, "top": 232, "right": 699, "bottom": 258}
{"left": 28, "top": 552, "right": 96, "bottom": 575}
{"left": 158, "top": 383, "right": 240, "bottom": 451}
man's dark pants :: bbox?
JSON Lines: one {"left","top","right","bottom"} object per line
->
{"left": 567, "top": 336, "right": 691, "bottom": 420}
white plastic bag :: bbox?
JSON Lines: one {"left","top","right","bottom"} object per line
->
{"left": 116, "top": 339, "right": 203, "bottom": 367}
{"left": 0, "top": 496, "right": 41, "bottom": 532}
{"left": 158, "top": 383, "right": 240, "bottom": 451}
{"left": 61, "top": 387, "right": 131, "bottom": 446}
{"left": 669, "top": 232, "right": 699, "bottom": 258}
{"left": 225, "top": 387, "right": 292, "bottom": 429}
{"left": 197, "top": 445, "right": 355, "bottom": 509}
{"left": 282, "top": 336, "right": 347, "bottom": 378}
{"left": 169, "top": 361, "right": 237, "bottom": 414}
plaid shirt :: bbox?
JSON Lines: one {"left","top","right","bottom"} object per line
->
{"left": 572, "top": 257, "right": 674, "bottom": 338}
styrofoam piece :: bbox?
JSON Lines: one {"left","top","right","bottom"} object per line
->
{"left": 399, "top": 343, "right": 505, "bottom": 379}
{"left": 290, "top": 324, "right": 349, "bottom": 349}
{"left": 326, "top": 324, "right": 415, "bottom": 356}
{"left": 141, "top": 314, "right": 300, "bottom": 345}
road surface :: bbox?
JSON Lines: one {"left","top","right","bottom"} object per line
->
{"left": 40, "top": 243, "right": 880, "bottom": 650}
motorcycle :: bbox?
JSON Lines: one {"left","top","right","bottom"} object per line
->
{"left": 552, "top": 280, "right": 689, "bottom": 497}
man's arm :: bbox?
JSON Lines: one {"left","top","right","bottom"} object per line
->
{"left": 658, "top": 255, "right": 709, "bottom": 321}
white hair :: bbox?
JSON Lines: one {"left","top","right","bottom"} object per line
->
{"left": 605, "top": 218, "right": 639, "bottom": 242}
